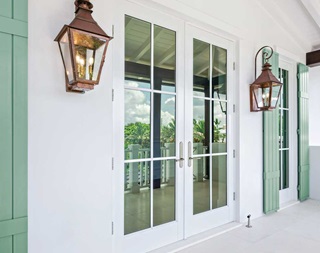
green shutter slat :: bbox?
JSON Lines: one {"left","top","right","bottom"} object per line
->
{"left": 0, "top": 33, "right": 13, "bottom": 222}
{"left": 263, "top": 50, "right": 280, "bottom": 214}
{"left": 13, "top": 0, "right": 28, "bottom": 22}
{"left": 0, "top": 236, "right": 13, "bottom": 252}
{"left": 13, "top": 36, "right": 28, "bottom": 219}
{"left": 0, "top": 16, "right": 28, "bottom": 37}
{"left": 0, "top": 218, "right": 27, "bottom": 238}
{"left": 297, "top": 63, "right": 310, "bottom": 201}
{"left": 0, "top": 0, "right": 28, "bottom": 252}
{"left": 13, "top": 233, "right": 27, "bottom": 253}
{"left": 0, "top": 0, "right": 12, "bottom": 19}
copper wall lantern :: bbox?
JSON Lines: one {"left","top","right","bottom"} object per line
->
{"left": 54, "top": 0, "right": 113, "bottom": 93}
{"left": 250, "top": 46, "right": 282, "bottom": 112}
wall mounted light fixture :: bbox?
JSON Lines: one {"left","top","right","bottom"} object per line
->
{"left": 250, "top": 46, "right": 282, "bottom": 112}
{"left": 54, "top": 0, "right": 113, "bottom": 93}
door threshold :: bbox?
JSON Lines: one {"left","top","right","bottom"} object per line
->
{"left": 148, "top": 222, "right": 242, "bottom": 253}
{"left": 279, "top": 200, "right": 299, "bottom": 211}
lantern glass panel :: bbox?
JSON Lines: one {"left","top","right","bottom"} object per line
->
{"left": 254, "top": 86, "right": 270, "bottom": 108}
{"left": 72, "top": 30, "right": 107, "bottom": 81}
{"left": 59, "top": 31, "right": 74, "bottom": 84}
{"left": 271, "top": 83, "right": 281, "bottom": 107}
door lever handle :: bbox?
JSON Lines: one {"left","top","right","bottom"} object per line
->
{"left": 188, "top": 141, "right": 192, "bottom": 167}
{"left": 176, "top": 142, "right": 184, "bottom": 168}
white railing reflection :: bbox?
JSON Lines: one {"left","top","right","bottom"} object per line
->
{"left": 124, "top": 143, "right": 210, "bottom": 192}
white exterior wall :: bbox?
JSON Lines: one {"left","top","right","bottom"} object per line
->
{"left": 28, "top": 0, "right": 309, "bottom": 252}
{"left": 309, "top": 66, "right": 320, "bottom": 145}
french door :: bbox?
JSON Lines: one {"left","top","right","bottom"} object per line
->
{"left": 114, "top": 4, "right": 235, "bottom": 252}
{"left": 278, "top": 58, "right": 298, "bottom": 206}
{"left": 184, "top": 25, "right": 235, "bottom": 237}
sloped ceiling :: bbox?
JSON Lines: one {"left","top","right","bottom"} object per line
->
{"left": 257, "top": 0, "right": 320, "bottom": 50}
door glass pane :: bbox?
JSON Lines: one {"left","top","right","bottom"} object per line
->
{"left": 125, "top": 90, "right": 151, "bottom": 160}
{"left": 193, "top": 156, "right": 210, "bottom": 214}
{"left": 193, "top": 98, "right": 210, "bottom": 154}
{"left": 213, "top": 101, "right": 227, "bottom": 153}
{"left": 153, "top": 159, "right": 176, "bottom": 226}
{"left": 212, "top": 155, "right": 227, "bottom": 209}
{"left": 193, "top": 39, "right": 210, "bottom": 97}
{"left": 153, "top": 93, "right": 176, "bottom": 158}
{"left": 125, "top": 16, "right": 151, "bottom": 89}
{"left": 281, "top": 110, "right": 289, "bottom": 149}
{"left": 124, "top": 162, "right": 151, "bottom": 234}
{"left": 154, "top": 25, "right": 176, "bottom": 92}
{"left": 281, "top": 150, "right": 289, "bottom": 189}
{"left": 212, "top": 46, "right": 227, "bottom": 100}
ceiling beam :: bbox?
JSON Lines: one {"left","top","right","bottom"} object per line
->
{"left": 129, "top": 29, "right": 164, "bottom": 62}
{"left": 306, "top": 49, "right": 320, "bottom": 67}
{"left": 155, "top": 44, "right": 175, "bottom": 66}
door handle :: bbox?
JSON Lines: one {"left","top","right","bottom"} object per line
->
{"left": 176, "top": 141, "right": 184, "bottom": 168}
{"left": 188, "top": 141, "right": 193, "bottom": 167}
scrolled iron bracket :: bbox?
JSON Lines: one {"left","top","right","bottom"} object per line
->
{"left": 254, "top": 46, "right": 274, "bottom": 79}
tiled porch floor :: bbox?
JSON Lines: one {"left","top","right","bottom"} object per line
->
{"left": 152, "top": 199, "right": 320, "bottom": 253}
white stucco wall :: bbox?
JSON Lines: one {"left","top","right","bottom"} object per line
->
{"left": 309, "top": 66, "right": 320, "bottom": 145}
{"left": 28, "top": 0, "right": 310, "bottom": 252}
{"left": 28, "top": 0, "right": 115, "bottom": 252}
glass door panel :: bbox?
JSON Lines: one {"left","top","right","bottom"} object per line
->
{"left": 185, "top": 25, "right": 234, "bottom": 238}
{"left": 192, "top": 38, "right": 228, "bottom": 214}
{"left": 124, "top": 15, "right": 177, "bottom": 235}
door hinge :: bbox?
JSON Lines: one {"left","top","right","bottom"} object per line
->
{"left": 233, "top": 62, "right": 236, "bottom": 71}
{"left": 233, "top": 192, "right": 236, "bottom": 201}
{"left": 112, "top": 157, "right": 114, "bottom": 170}
{"left": 112, "top": 89, "right": 114, "bottom": 101}
{"left": 111, "top": 222, "right": 114, "bottom": 235}
{"left": 297, "top": 129, "right": 300, "bottom": 135}
{"left": 233, "top": 150, "right": 236, "bottom": 158}
{"left": 233, "top": 104, "right": 236, "bottom": 113}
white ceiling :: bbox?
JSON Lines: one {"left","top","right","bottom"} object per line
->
{"left": 258, "top": 0, "right": 320, "bottom": 51}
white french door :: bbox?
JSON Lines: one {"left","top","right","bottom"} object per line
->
{"left": 113, "top": 3, "right": 236, "bottom": 252}
{"left": 278, "top": 58, "right": 298, "bottom": 206}
{"left": 184, "top": 25, "right": 235, "bottom": 237}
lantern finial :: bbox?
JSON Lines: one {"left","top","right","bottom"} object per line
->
{"left": 75, "top": 0, "right": 93, "bottom": 10}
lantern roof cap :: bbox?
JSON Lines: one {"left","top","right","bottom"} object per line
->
{"left": 54, "top": 0, "right": 113, "bottom": 41}
{"left": 252, "top": 62, "right": 282, "bottom": 85}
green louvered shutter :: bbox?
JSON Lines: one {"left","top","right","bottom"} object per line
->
{"left": 263, "top": 50, "right": 280, "bottom": 214}
{"left": 297, "top": 63, "right": 309, "bottom": 201}
{"left": 0, "top": 0, "right": 28, "bottom": 252}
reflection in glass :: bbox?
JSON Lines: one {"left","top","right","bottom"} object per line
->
{"left": 193, "top": 98, "right": 210, "bottom": 155}
{"left": 280, "top": 110, "right": 289, "bottom": 149}
{"left": 280, "top": 69, "right": 289, "bottom": 108}
{"left": 72, "top": 30, "right": 106, "bottom": 81}
{"left": 124, "top": 162, "right": 151, "bottom": 234}
{"left": 153, "top": 160, "right": 176, "bottom": 226}
{"left": 153, "top": 94, "right": 176, "bottom": 158}
{"left": 125, "top": 15, "right": 151, "bottom": 89}
{"left": 280, "top": 150, "right": 289, "bottom": 189}
{"left": 212, "top": 46, "right": 227, "bottom": 100}
{"left": 193, "top": 156, "right": 210, "bottom": 214}
{"left": 212, "top": 101, "right": 227, "bottom": 153}
{"left": 212, "top": 155, "right": 227, "bottom": 209}
{"left": 154, "top": 25, "right": 176, "bottom": 92}
{"left": 124, "top": 90, "right": 151, "bottom": 160}
{"left": 58, "top": 32, "right": 74, "bottom": 83}
{"left": 193, "top": 39, "right": 210, "bottom": 97}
